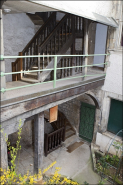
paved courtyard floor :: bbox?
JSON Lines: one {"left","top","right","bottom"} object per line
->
{"left": 15, "top": 135, "right": 104, "bottom": 184}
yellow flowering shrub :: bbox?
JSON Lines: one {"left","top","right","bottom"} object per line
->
{"left": 0, "top": 119, "right": 79, "bottom": 185}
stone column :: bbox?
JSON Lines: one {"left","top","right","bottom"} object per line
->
{"left": 34, "top": 112, "right": 44, "bottom": 174}
{"left": 0, "top": 134, "right": 8, "bottom": 170}
{"left": 0, "top": 9, "right": 6, "bottom": 100}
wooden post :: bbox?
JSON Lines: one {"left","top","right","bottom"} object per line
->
{"left": 71, "top": 15, "right": 75, "bottom": 76}
{"left": 38, "top": 53, "right": 40, "bottom": 80}
{"left": 0, "top": 9, "right": 6, "bottom": 100}
{"left": 17, "top": 52, "right": 23, "bottom": 80}
{"left": 34, "top": 112, "right": 44, "bottom": 174}
{"left": 19, "top": 52, "right": 23, "bottom": 80}
{"left": 82, "top": 19, "right": 88, "bottom": 80}
{"left": 12, "top": 62, "right": 16, "bottom": 81}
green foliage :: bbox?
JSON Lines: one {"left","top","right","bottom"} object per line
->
{"left": 98, "top": 178, "right": 107, "bottom": 185}
{"left": 113, "top": 141, "right": 122, "bottom": 156}
{"left": 7, "top": 119, "right": 22, "bottom": 171}
{"left": 97, "top": 156, "right": 109, "bottom": 170}
{"left": 84, "top": 181, "right": 89, "bottom": 185}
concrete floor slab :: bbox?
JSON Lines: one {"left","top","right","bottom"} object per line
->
{"left": 4, "top": 72, "right": 105, "bottom": 101}
{"left": 15, "top": 136, "right": 103, "bottom": 184}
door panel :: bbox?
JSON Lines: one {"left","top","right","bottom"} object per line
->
{"left": 79, "top": 102, "right": 96, "bottom": 142}
{"left": 107, "top": 99, "right": 123, "bottom": 137}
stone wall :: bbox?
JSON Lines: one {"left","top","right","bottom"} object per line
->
{"left": 8, "top": 120, "right": 34, "bottom": 147}
{"left": 3, "top": 13, "right": 35, "bottom": 82}
{"left": 59, "top": 86, "right": 103, "bottom": 142}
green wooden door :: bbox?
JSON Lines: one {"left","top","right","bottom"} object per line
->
{"left": 79, "top": 102, "right": 96, "bottom": 142}
{"left": 107, "top": 99, "right": 123, "bottom": 137}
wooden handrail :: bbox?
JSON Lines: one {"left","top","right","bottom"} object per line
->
{"left": 22, "top": 12, "right": 56, "bottom": 53}
{"left": 48, "top": 127, "right": 65, "bottom": 137}
{"left": 44, "top": 126, "right": 65, "bottom": 156}
{"left": 39, "top": 13, "right": 70, "bottom": 49}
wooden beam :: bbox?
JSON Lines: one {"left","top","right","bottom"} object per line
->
{"left": 34, "top": 112, "right": 44, "bottom": 174}
{"left": 1, "top": 79, "right": 105, "bottom": 122}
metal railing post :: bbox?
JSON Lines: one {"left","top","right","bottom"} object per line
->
{"left": 53, "top": 56, "right": 57, "bottom": 88}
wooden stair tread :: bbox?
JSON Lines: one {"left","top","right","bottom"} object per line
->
{"left": 21, "top": 77, "right": 38, "bottom": 83}
{"left": 65, "top": 130, "right": 75, "bottom": 137}
{"left": 25, "top": 72, "right": 37, "bottom": 75}
{"left": 65, "top": 133, "right": 75, "bottom": 140}
{"left": 65, "top": 128, "right": 73, "bottom": 133}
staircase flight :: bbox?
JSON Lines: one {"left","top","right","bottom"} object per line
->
{"left": 12, "top": 12, "right": 84, "bottom": 83}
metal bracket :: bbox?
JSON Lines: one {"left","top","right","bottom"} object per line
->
{"left": 0, "top": 55, "right": 4, "bottom": 61}
{"left": 1, "top": 88, "right": 6, "bottom": 93}
{"left": 0, "top": 72, "right": 5, "bottom": 77}
{"left": 107, "top": 61, "right": 110, "bottom": 67}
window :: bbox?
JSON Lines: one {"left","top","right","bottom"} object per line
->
{"left": 107, "top": 99, "right": 123, "bottom": 137}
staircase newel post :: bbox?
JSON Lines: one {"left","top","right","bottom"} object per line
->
{"left": 38, "top": 53, "right": 40, "bottom": 80}
{"left": 19, "top": 52, "right": 23, "bottom": 80}
{"left": 53, "top": 56, "right": 57, "bottom": 88}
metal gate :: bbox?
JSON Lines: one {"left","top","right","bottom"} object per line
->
{"left": 79, "top": 102, "right": 96, "bottom": 142}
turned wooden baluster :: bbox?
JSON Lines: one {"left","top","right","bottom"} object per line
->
{"left": 52, "top": 135, "right": 54, "bottom": 149}
{"left": 65, "top": 21, "right": 67, "bottom": 42}
{"left": 58, "top": 30, "right": 60, "bottom": 50}
{"left": 44, "top": 133, "right": 48, "bottom": 156}
{"left": 59, "top": 131, "right": 61, "bottom": 144}
{"left": 49, "top": 136, "right": 51, "bottom": 151}
{"left": 55, "top": 133, "right": 57, "bottom": 147}
{"left": 57, "top": 132, "right": 60, "bottom": 146}
{"left": 61, "top": 59, "right": 64, "bottom": 78}
{"left": 61, "top": 25, "right": 63, "bottom": 46}
{"left": 54, "top": 36, "right": 56, "bottom": 54}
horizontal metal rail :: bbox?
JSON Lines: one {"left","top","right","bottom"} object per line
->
{"left": 0, "top": 53, "right": 110, "bottom": 60}
{"left": 0, "top": 54, "right": 108, "bottom": 93}
{"left": 0, "top": 62, "right": 107, "bottom": 77}
{"left": 0, "top": 73, "right": 106, "bottom": 93}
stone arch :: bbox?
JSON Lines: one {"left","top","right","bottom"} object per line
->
{"left": 3, "top": 119, "right": 25, "bottom": 136}
{"left": 85, "top": 91, "right": 102, "bottom": 142}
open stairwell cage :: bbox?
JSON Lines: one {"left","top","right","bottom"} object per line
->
{"left": 100, "top": 129, "right": 123, "bottom": 184}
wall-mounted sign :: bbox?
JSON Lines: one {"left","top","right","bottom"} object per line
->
{"left": 49, "top": 105, "right": 58, "bottom": 123}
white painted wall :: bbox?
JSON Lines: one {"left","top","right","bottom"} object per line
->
{"left": 36, "top": 1, "right": 116, "bottom": 19}
{"left": 96, "top": 132, "right": 122, "bottom": 156}
{"left": 102, "top": 51, "right": 122, "bottom": 96}
{"left": 3, "top": 13, "right": 35, "bottom": 82}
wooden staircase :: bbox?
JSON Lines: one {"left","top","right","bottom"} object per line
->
{"left": 44, "top": 110, "right": 76, "bottom": 140}
{"left": 12, "top": 12, "right": 84, "bottom": 83}
{"left": 44, "top": 110, "right": 76, "bottom": 156}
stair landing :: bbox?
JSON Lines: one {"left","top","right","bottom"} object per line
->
{"left": 5, "top": 72, "right": 105, "bottom": 101}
